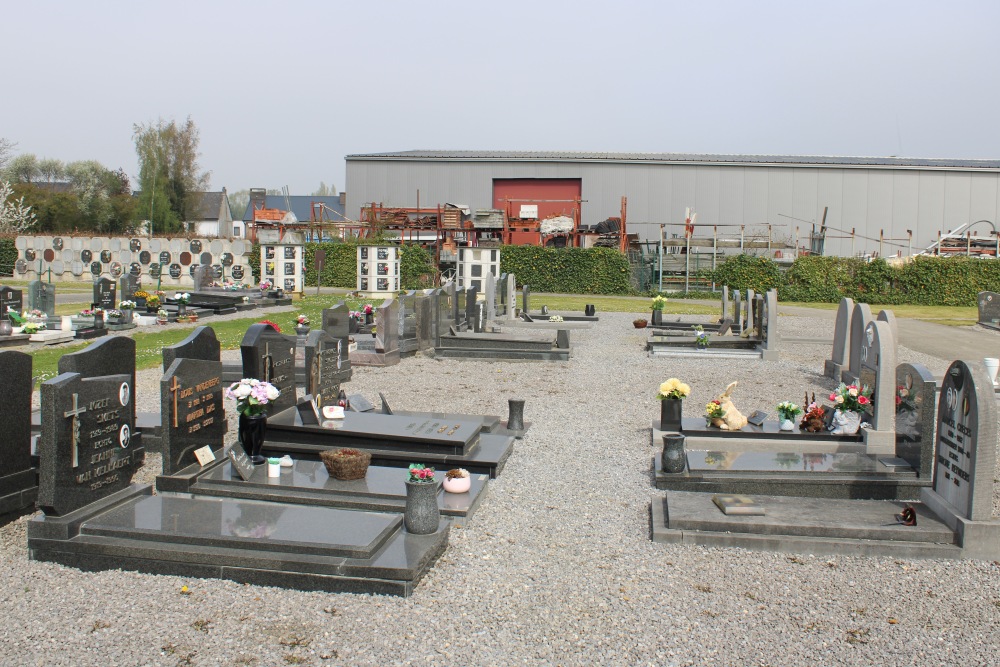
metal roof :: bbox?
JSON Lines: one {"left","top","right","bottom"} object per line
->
{"left": 346, "top": 150, "right": 1000, "bottom": 170}
{"left": 240, "top": 195, "right": 345, "bottom": 223}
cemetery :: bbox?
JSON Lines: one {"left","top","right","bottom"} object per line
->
{"left": 2, "top": 267, "right": 1000, "bottom": 663}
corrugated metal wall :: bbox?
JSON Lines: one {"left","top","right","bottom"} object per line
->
{"left": 345, "top": 159, "right": 1000, "bottom": 257}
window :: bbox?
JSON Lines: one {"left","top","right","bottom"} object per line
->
{"left": 233, "top": 225, "right": 241, "bottom": 237}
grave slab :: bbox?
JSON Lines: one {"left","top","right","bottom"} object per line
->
{"left": 0, "top": 350, "right": 36, "bottom": 519}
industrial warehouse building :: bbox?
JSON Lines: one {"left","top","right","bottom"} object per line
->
{"left": 345, "top": 151, "right": 1000, "bottom": 258}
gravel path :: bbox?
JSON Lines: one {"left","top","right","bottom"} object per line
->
{"left": 3, "top": 311, "right": 1000, "bottom": 666}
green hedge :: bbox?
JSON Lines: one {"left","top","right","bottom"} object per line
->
{"left": 0, "top": 237, "right": 16, "bottom": 276}
{"left": 707, "top": 254, "right": 1000, "bottom": 306}
{"left": 252, "top": 241, "right": 434, "bottom": 290}
{"left": 499, "top": 246, "right": 632, "bottom": 294}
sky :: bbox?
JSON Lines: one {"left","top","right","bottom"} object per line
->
{"left": 3, "top": 0, "right": 999, "bottom": 198}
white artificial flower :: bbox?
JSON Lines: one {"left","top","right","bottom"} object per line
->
{"left": 265, "top": 384, "right": 280, "bottom": 400}
{"left": 233, "top": 384, "right": 252, "bottom": 398}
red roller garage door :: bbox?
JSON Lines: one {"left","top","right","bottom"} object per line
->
{"left": 492, "top": 178, "right": 582, "bottom": 222}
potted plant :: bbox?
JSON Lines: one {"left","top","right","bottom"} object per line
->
{"left": 225, "top": 378, "right": 281, "bottom": 463}
{"left": 828, "top": 382, "right": 872, "bottom": 435}
{"left": 295, "top": 314, "right": 310, "bottom": 336}
{"left": 156, "top": 308, "right": 169, "bottom": 325}
{"left": 132, "top": 290, "right": 149, "bottom": 309}
{"left": 370, "top": 324, "right": 377, "bottom": 338}
{"left": 656, "top": 377, "right": 691, "bottom": 431}
{"left": 693, "top": 324, "right": 710, "bottom": 349}
{"left": 443, "top": 468, "right": 471, "bottom": 494}
{"left": 776, "top": 401, "right": 803, "bottom": 431}
{"left": 22, "top": 321, "right": 45, "bottom": 335}
{"left": 404, "top": 464, "right": 439, "bottom": 534}
{"left": 106, "top": 308, "right": 124, "bottom": 325}
{"left": 800, "top": 399, "right": 827, "bottom": 433}
{"left": 651, "top": 295, "right": 667, "bottom": 325}
{"left": 633, "top": 317, "right": 648, "bottom": 329}
{"left": 119, "top": 300, "right": 136, "bottom": 323}
{"left": 146, "top": 294, "right": 161, "bottom": 312}
{"left": 705, "top": 399, "right": 726, "bottom": 427}
{"left": 319, "top": 447, "right": 371, "bottom": 480}
{"left": 363, "top": 303, "right": 374, "bottom": 325}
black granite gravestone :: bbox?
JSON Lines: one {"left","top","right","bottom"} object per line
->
{"left": 321, "top": 302, "right": 351, "bottom": 349}
{"left": 93, "top": 277, "right": 116, "bottom": 310}
{"left": 894, "top": 362, "right": 937, "bottom": 480}
{"left": 0, "top": 350, "right": 36, "bottom": 517}
{"left": 120, "top": 274, "right": 139, "bottom": 304}
{"left": 162, "top": 326, "right": 222, "bottom": 371}
{"left": 304, "top": 330, "right": 349, "bottom": 409}
{"left": 977, "top": 291, "right": 1000, "bottom": 327}
{"left": 0, "top": 285, "right": 23, "bottom": 320}
{"left": 465, "top": 286, "right": 478, "bottom": 327}
{"left": 37, "top": 371, "right": 141, "bottom": 516}
{"left": 59, "top": 336, "right": 137, "bottom": 426}
{"left": 240, "top": 323, "right": 297, "bottom": 415}
{"left": 161, "top": 357, "right": 226, "bottom": 475}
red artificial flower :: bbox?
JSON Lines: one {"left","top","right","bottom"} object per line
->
{"left": 858, "top": 395, "right": 870, "bottom": 405}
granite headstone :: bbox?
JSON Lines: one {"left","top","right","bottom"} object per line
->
{"left": 93, "top": 277, "right": 116, "bottom": 310}
{"left": 162, "top": 326, "right": 222, "bottom": 370}
{"left": 824, "top": 297, "right": 854, "bottom": 379}
{"left": 240, "top": 323, "right": 297, "bottom": 415}
{"left": 59, "top": 336, "right": 137, "bottom": 426}
{"left": 305, "top": 329, "right": 348, "bottom": 409}
{"left": 0, "top": 350, "right": 35, "bottom": 516}
{"left": 844, "top": 302, "right": 873, "bottom": 384}
{"left": 0, "top": 286, "right": 23, "bottom": 320}
{"left": 894, "top": 362, "right": 937, "bottom": 480}
{"left": 161, "top": 357, "right": 226, "bottom": 475}
{"left": 859, "top": 319, "right": 896, "bottom": 455}
{"left": 27, "top": 281, "right": 56, "bottom": 317}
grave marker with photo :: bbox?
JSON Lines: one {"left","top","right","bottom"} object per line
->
{"left": 161, "top": 357, "right": 226, "bottom": 475}
{"left": 240, "top": 323, "right": 297, "bottom": 415}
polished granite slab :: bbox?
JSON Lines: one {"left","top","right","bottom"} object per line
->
{"left": 687, "top": 450, "right": 887, "bottom": 474}
{"left": 28, "top": 485, "right": 450, "bottom": 596}
{"left": 159, "top": 456, "right": 488, "bottom": 518}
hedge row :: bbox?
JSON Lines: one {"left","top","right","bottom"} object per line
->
{"left": 499, "top": 246, "right": 632, "bottom": 295}
{"left": 706, "top": 255, "right": 1000, "bottom": 306}
{"left": 0, "top": 237, "right": 16, "bottom": 276}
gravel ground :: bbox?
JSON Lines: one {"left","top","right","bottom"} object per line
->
{"left": 3, "top": 311, "right": 1000, "bottom": 666}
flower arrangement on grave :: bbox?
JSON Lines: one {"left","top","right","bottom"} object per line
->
{"left": 320, "top": 447, "right": 372, "bottom": 480}
{"left": 363, "top": 304, "right": 374, "bottom": 315}
{"left": 79, "top": 308, "right": 96, "bottom": 317}
{"left": 548, "top": 315, "right": 564, "bottom": 322}
{"left": 349, "top": 310, "right": 362, "bottom": 321}
{"left": 705, "top": 400, "right": 726, "bottom": 426}
{"left": 651, "top": 295, "right": 667, "bottom": 311}
{"left": 174, "top": 292, "right": 191, "bottom": 305}
{"left": 106, "top": 309, "right": 124, "bottom": 320}
{"left": 829, "top": 382, "right": 872, "bottom": 413}
{"left": 443, "top": 468, "right": 471, "bottom": 493}
{"left": 146, "top": 294, "right": 161, "bottom": 308}
{"left": 22, "top": 321, "right": 45, "bottom": 334}
{"left": 259, "top": 319, "right": 281, "bottom": 333}
{"left": 370, "top": 325, "right": 377, "bottom": 337}
{"left": 242, "top": 296, "right": 250, "bottom": 303}
{"left": 776, "top": 401, "right": 803, "bottom": 421}
{"left": 225, "top": 378, "right": 281, "bottom": 418}
{"left": 657, "top": 378, "right": 691, "bottom": 401}
{"left": 799, "top": 399, "right": 827, "bottom": 433}
{"left": 133, "top": 290, "right": 149, "bottom": 300}
{"left": 407, "top": 463, "right": 436, "bottom": 483}
{"left": 259, "top": 280, "right": 272, "bottom": 292}
{"left": 119, "top": 300, "right": 136, "bottom": 310}
{"left": 896, "top": 385, "right": 918, "bottom": 412}
{"left": 157, "top": 309, "right": 168, "bottom": 318}
{"left": 692, "top": 324, "right": 711, "bottom": 348}
{"left": 296, "top": 314, "right": 310, "bottom": 325}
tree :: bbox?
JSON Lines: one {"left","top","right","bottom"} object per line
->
{"left": 312, "top": 182, "right": 338, "bottom": 196}
{"left": 228, "top": 189, "right": 250, "bottom": 221}
{"left": 38, "top": 158, "right": 65, "bottom": 183}
{"left": 133, "top": 116, "right": 211, "bottom": 234}
{"left": 4, "top": 153, "right": 40, "bottom": 184}
{"left": 0, "top": 180, "right": 37, "bottom": 233}
{"left": 0, "top": 138, "right": 14, "bottom": 170}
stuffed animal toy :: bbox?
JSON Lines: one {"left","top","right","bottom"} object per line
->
{"left": 710, "top": 381, "right": 749, "bottom": 430}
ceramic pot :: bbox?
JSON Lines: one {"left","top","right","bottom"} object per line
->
{"left": 661, "top": 433, "right": 686, "bottom": 473}
{"left": 443, "top": 476, "right": 471, "bottom": 494}
{"left": 238, "top": 413, "right": 268, "bottom": 464}
{"left": 830, "top": 409, "right": 861, "bottom": 435}
{"left": 0, "top": 320, "right": 12, "bottom": 336}
{"left": 660, "top": 398, "right": 682, "bottom": 432}
{"left": 651, "top": 309, "right": 663, "bottom": 325}
{"left": 404, "top": 480, "right": 440, "bottom": 534}
{"left": 633, "top": 320, "right": 647, "bottom": 329}
{"left": 779, "top": 418, "right": 795, "bottom": 431}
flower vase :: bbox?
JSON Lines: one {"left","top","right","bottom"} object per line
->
{"left": 365, "top": 312, "right": 373, "bottom": 325}
{"left": 443, "top": 476, "right": 471, "bottom": 494}
{"left": 661, "top": 433, "right": 686, "bottom": 473}
{"left": 295, "top": 324, "right": 310, "bottom": 336}
{"left": 651, "top": 309, "right": 663, "bottom": 326}
{"left": 349, "top": 318, "right": 359, "bottom": 334}
{"left": 404, "top": 481, "right": 440, "bottom": 534}
{"left": 238, "top": 413, "right": 268, "bottom": 464}
{"left": 779, "top": 418, "right": 795, "bottom": 431}
{"left": 0, "top": 320, "right": 11, "bottom": 336}
{"left": 830, "top": 409, "right": 861, "bottom": 436}
{"left": 659, "top": 398, "right": 682, "bottom": 432}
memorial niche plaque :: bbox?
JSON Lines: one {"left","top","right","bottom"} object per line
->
{"left": 159, "top": 251, "right": 171, "bottom": 265}
{"left": 149, "top": 263, "right": 161, "bottom": 278}
{"left": 169, "top": 264, "right": 182, "bottom": 279}
{"left": 200, "top": 252, "right": 212, "bottom": 265}
{"left": 211, "top": 264, "right": 222, "bottom": 279}
{"left": 52, "top": 237, "right": 63, "bottom": 250}
{"left": 90, "top": 261, "right": 101, "bottom": 276}
{"left": 231, "top": 265, "right": 245, "bottom": 281}
{"left": 43, "top": 249, "right": 55, "bottom": 262}
{"left": 221, "top": 252, "right": 234, "bottom": 267}
{"left": 100, "top": 249, "right": 112, "bottom": 263}
{"left": 110, "top": 261, "right": 123, "bottom": 278}
{"left": 14, "top": 259, "right": 26, "bottom": 274}
{"left": 190, "top": 240, "right": 202, "bottom": 253}
{"left": 130, "top": 238, "right": 142, "bottom": 252}
{"left": 180, "top": 252, "right": 192, "bottom": 266}
{"left": 161, "top": 357, "right": 226, "bottom": 475}
{"left": 24, "top": 249, "right": 35, "bottom": 261}
{"left": 284, "top": 262, "right": 295, "bottom": 275}
{"left": 139, "top": 250, "right": 151, "bottom": 265}
{"left": 129, "top": 262, "right": 141, "bottom": 277}
{"left": 81, "top": 249, "right": 92, "bottom": 263}
{"left": 37, "top": 372, "right": 140, "bottom": 516}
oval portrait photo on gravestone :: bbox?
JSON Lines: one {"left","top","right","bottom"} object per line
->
{"left": 119, "top": 423, "right": 130, "bottom": 448}
{"left": 119, "top": 381, "right": 130, "bottom": 407}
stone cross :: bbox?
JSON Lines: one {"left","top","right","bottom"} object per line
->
{"left": 261, "top": 342, "right": 273, "bottom": 383}
{"left": 63, "top": 393, "right": 87, "bottom": 469}
{"left": 169, "top": 376, "right": 181, "bottom": 428}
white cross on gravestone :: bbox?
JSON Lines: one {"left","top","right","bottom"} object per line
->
{"left": 63, "top": 392, "right": 87, "bottom": 468}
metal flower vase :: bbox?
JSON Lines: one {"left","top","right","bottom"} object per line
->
{"left": 661, "top": 433, "right": 686, "bottom": 473}
{"left": 404, "top": 481, "right": 440, "bottom": 534}
{"left": 659, "top": 398, "right": 682, "bottom": 432}
{"left": 651, "top": 309, "right": 663, "bottom": 325}
{"left": 239, "top": 413, "right": 268, "bottom": 464}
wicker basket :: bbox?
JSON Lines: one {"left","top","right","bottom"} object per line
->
{"left": 320, "top": 448, "right": 371, "bottom": 480}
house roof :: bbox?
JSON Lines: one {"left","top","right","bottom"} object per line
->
{"left": 187, "top": 191, "right": 230, "bottom": 221}
{"left": 241, "top": 195, "right": 345, "bottom": 223}
{"left": 345, "top": 150, "right": 1000, "bottom": 170}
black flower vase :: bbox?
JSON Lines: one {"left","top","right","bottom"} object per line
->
{"left": 661, "top": 433, "right": 687, "bottom": 473}
{"left": 651, "top": 309, "right": 663, "bottom": 325}
{"left": 239, "top": 413, "right": 268, "bottom": 464}
{"left": 507, "top": 398, "right": 525, "bottom": 438}
{"left": 365, "top": 312, "right": 373, "bottom": 325}
{"left": 660, "top": 398, "right": 682, "bottom": 432}
{"left": 404, "top": 481, "right": 440, "bottom": 534}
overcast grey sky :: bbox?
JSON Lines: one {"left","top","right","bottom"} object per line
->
{"left": 3, "top": 1, "right": 998, "bottom": 197}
